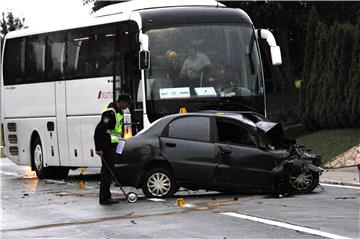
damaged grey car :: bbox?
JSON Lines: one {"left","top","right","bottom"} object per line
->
{"left": 115, "top": 112, "right": 323, "bottom": 198}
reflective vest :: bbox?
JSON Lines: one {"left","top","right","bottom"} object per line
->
{"left": 104, "top": 106, "right": 123, "bottom": 143}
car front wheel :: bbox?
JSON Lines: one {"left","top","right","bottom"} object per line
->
{"left": 287, "top": 170, "right": 319, "bottom": 194}
{"left": 142, "top": 168, "right": 177, "bottom": 198}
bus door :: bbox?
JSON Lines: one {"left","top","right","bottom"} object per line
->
{"left": 55, "top": 79, "right": 71, "bottom": 166}
{"left": 48, "top": 31, "right": 71, "bottom": 167}
{"left": 114, "top": 23, "right": 141, "bottom": 136}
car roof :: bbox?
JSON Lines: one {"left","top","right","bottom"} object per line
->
{"left": 164, "top": 111, "right": 265, "bottom": 128}
{"left": 138, "top": 111, "right": 279, "bottom": 139}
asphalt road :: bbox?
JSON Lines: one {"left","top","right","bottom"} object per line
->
{"left": 1, "top": 158, "right": 359, "bottom": 239}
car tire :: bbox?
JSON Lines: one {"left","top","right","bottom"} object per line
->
{"left": 287, "top": 170, "right": 319, "bottom": 194}
{"left": 142, "top": 168, "right": 177, "bottom": 198}
{"left": 32, "top": 136, "right": 49, "bottom": 179}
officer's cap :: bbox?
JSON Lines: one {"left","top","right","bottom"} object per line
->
{"left": 117, "top": 94, "right": 131, "bottom": 102}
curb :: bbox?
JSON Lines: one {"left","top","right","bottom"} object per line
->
{"left": 319, "top": 180, "right": 360, "bottom": 187}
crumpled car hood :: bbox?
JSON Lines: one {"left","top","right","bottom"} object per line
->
{"left": 227, "top": 112, "right": 285, "bottom": 148}
{"left": 255, "top": 121, "right": 284, "bottom": 148}
{"left": 255, "top": 121, "right": 284, "bottom": 137}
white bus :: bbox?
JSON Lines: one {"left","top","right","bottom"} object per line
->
{"left": 0, "top": 0, "right": 282, "bottom": 179}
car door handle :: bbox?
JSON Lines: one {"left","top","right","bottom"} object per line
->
{"left": 165, "top": 143, "right": 176, "bottom": 148}
{"left": 220, "top": 146, "right": 232, "bottom": 156}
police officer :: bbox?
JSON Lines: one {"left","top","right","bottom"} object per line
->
{"left": 94, "top": 94, "right": 130, "bottom": 205}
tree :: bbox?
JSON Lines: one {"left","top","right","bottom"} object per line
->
{"left": 0, "top": 12, "right": 25, "bottom": 35}
{"left": 335, "top": 24, "right": 354, "bottom": 127}
{"left": 347, "top": 19, "right": 360, "bottom": 126}
{"left": 313, "top": 23, "right": 329, "bottom": 128}
{"left": 83, "top": 0, "right": 121, "bottom": 13}
{"left": 300, "top": 7, "right": 319, "bottom": 130}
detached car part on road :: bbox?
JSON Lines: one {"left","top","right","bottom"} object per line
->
{"left": 115, "top": 112, "right": 323, "bottom": 198}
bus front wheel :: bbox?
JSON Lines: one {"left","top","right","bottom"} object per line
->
{"left": 32, "top": 136, "right": 49, "bottom": 179}
{"left": 31, "top": 136, "right": 69, "bottom": 179}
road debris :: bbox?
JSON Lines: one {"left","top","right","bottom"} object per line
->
{"left": 334, "top": 196, "right": 357, "bottom": 200}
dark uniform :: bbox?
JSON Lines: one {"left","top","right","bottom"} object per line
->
{"left": 94, "top": 102, "right": 123, "bottom": 204}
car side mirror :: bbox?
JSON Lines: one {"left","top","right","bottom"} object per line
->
{"left": 139, "top": 50, "right": 150, "bottom": 70}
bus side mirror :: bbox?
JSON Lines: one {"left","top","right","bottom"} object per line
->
{"left": 256, "top": 29, "right": 282, "bottom": 66}
{"left": 270, "top": 46, "right": 282, "bottom": 66}
{"left": 139, "top": 50, "right": 150, "bottom": 70}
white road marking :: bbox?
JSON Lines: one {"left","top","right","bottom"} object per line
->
{"left": 148, "top": 198, "right": 166, "bottom": 202}
{"left": 221, "top": 212, "right": 351, "bottom": 239}
{"left": 182, "top": 203, "right": 196, "bottom": 208}
{"left": 320, "top": 183, "right": 360, "bottom": 190}
{"left": 0, "top": 170, "right": 21, "bottom": 177}
{"left": 44, "top": 179, "right": 67, "bottom": 185}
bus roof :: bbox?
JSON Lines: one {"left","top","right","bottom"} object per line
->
{"left": 5, "top": 0, "right": 224, "bottom": 40}
{"left": 94, "top": 0, "right": 224, "bottom": 17}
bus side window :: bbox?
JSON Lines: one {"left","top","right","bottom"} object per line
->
{"left": 93, "top": 24, "right": 116, "bottom": 77}
{"left": 47, "top": 32, "right": 66, "bottom": 81}
{"left": 4, "top": 38, "right": 25, "bottom": 85}
{"left": 25, "top": 35, "right": 46, "bottom": 83}
{"left": 66, "top": 28, "right": 93, "bottom": 79}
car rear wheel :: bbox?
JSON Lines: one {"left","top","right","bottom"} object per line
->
{"left": 142, "top": 168, "right": 177, "bottom": 198}
{"left": 287, "top": 170, "right": 319, "bottom": 194}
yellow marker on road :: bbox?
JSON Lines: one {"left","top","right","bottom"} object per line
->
{"left": 77, "top": 180, "right": 85, "bottom": 189}
{"left": 176, "top": 198, "right": 186, "bottom": 206}
{"left": 78, "top": 168, "right": 86, "bottom": 189}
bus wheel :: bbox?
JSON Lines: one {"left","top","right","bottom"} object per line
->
{"left": 32, "top": 136, "right": 49, "bottom": 179}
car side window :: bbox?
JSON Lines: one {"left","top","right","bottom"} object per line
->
{"left": 216, "top": 118, "right": 256, "bottom": 147}
{"left": 168, "top": 117, "right": 211, "bottom": 142}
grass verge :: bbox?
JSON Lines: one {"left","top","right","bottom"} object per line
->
{"left": 296, "top": 128, "right": 360, "bottom": 164}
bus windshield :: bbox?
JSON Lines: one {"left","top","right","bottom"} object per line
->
{"left": 145, "top": 24, "right": 264, "bottom": 107}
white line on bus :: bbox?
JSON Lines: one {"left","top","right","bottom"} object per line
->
{"left": 221, "top": 212, "right": 351, "bottom": 239}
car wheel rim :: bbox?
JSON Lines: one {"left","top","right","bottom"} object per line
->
{"left": 147, "top": 172, "right": 171, "bottom": 197}
{"left": 289, "top": 171, "right": 313, "bottom": 191}
{"left": 34, "top": 144, "right": 43, "bottom": 172}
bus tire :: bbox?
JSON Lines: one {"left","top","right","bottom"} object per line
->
{"left": 31, "top": 136, "right": 49, "bottom": 179}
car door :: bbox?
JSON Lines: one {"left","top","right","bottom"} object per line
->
{"left": 160, "top": 116, "right": 216, "bottom": 186}
{"left": 214, "top": 117, "right": 276, "bottom": 189}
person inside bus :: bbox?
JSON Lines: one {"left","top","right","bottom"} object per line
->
{"left": 94, "top": 94, "right": 130, "bottom": 205}
{"left": 164, "top": 50, "right": 181, "bottom": 86}
{"left": 180, "top": 45, "right": 211, "bottom": 89}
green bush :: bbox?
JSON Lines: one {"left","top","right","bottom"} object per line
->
{"left": 301, "top": 12, "right": 359, "bottom": 130}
